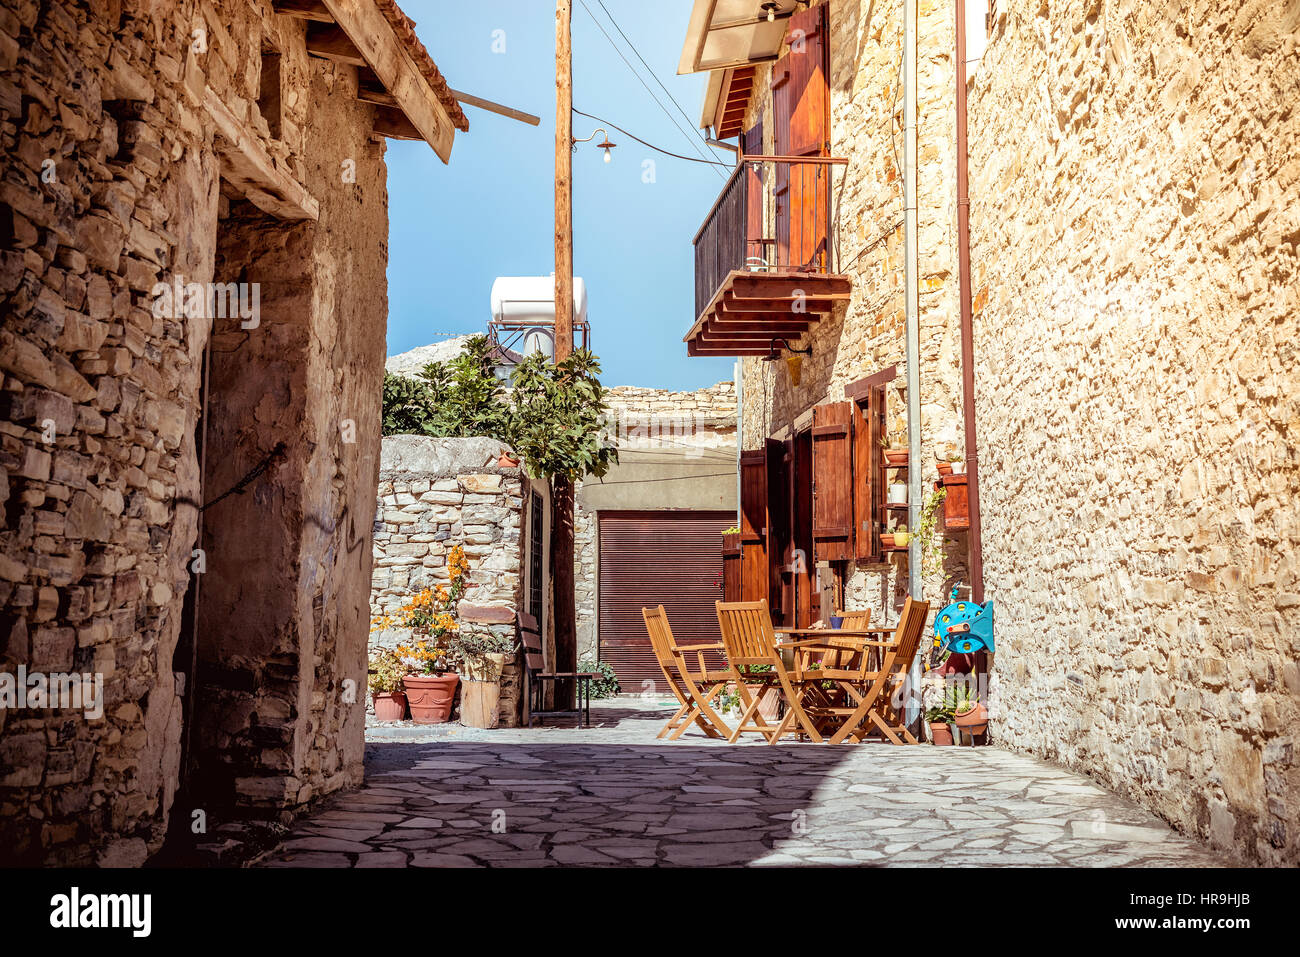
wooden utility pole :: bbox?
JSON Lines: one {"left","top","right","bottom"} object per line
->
{"left": 554, "top": 0, "right": 574, "bottom": 362}
{"left": 551, "top": 0, "right": 577, "bottom": 709}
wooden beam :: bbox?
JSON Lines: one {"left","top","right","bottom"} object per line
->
{"left": 356, "top": 68, "right": 397, "bottom": 107}
{"left": 449, "top": 88, "right": 540, "bottom": 126}
{"left": 319, "top": 0, "right": 456, "bottom": 162}
{"left": 305, "top": 23, "right": 367, "bottom": 66}
{"left": 203, "top": 86, "right": 318, "bottom": 221}
{"left": 271, "top": 0, "right": 333, "bottom": 21}
{"left": 844, "top": 365, "right": 898, "bottom": 401}
{"left": 719, "top": 295, "right": 834, "bottom": 314}
{"left": 728, "top": 273, "right": 853, "bottom": 299}
{"left": 372, "top": 106, "right": 423, "bottom": 140}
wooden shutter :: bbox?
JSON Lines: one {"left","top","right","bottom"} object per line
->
{"left": 773, "top": 2, "right": 830, "bottom": 272}
{"left": 764, "top": 437, "right": 790, "bottom": 619}
{"left": 812, "top": 401, "right": 853, "bottom": 563}
{"left": 853, "top": 394, "right": 883, "bottom": 562}
{"left": 739, "top": 449, "right": 768, "bottom": 601}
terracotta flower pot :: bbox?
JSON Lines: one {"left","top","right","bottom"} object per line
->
{"left": 497, "top": 451, "right": 520, "bottom": 468}
{"left": 403, "top": 673, "right": 459, "bottom": 724}
{"left": 746, "top": 685, "right": 782, "bottom": 721}
{"left": 929, "top": 721, "right": 954, "bottom": 746}
{"left": 936, "top": 461, "right": 953, "bottom": 476}
{"left": 884, "top": 448, "right": 909, "bottom": 466}
{"left": 372, "top": 690, "right": 408, "bottom": 721}
{"left": 954, "top": 702, "right": 989, "bottom": 736}
{"left": 880, "top": 533, "right": 896, "bottom": 549}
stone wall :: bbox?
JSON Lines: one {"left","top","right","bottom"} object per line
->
{"left": 370, "top": 436, "right": 539, "bottom": 727}
{"left": 575, "top": 382, "right": 738, "bottom": 661}
{"left": 735, "top": 0, "right": 971, "bottom": 616}
{"left": 968, "top": 0, "right": 1300, "bottom": 865}
{"left": 0, "top": 1, "right": 401, "bottom": 865}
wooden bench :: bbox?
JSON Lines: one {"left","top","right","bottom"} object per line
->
{"left": 518, "top": 611, "right": 598, "bottom": 727}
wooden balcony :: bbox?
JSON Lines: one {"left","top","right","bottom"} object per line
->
{"left": 685, "top": 155, "right": 851, "bottom": 357}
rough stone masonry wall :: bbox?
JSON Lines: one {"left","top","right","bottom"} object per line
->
{"left": 574, "top": 382, "right": 737, "bottom": 661}
{"left": 0, "top": 1, "right": 389, "bottom": 864}
{"left": 969, "top": 0, "right": 1300, "bottom": 864}
{"left": 371, "top": 436, "right": 531, "bottom": 727}
{"left": 736, "top": 0, "right": 970, "bottom": 615}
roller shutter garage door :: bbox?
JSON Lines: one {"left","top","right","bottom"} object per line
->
{"left": 598, "top": 511, "right": 734, "bottom": 692}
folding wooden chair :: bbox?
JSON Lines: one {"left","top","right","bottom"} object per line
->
{"left": 809, "top": 597, "right": 931, "bottom": 745}
{"left": 791, "top": 609, "right": 874, "bottom": 731}
{"left": 641, "top": 605, "right": 732, "bottom": 740}
{"left": 715, "top": 599, "right": 823, "bottom": 744}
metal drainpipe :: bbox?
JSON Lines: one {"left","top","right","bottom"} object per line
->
{"left": 955, "top": 0, "right": 985, "bottom": 603}
{"left": 904, "top": 0, "right": 922, "bottom": 602}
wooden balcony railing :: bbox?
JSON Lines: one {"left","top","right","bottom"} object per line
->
{"left": 691, "top": 154, "right": 847, "bottom": 321}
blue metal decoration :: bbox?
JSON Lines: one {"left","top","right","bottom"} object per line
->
{"left": 931, "top": 584, "right": 994, "bottom": 660}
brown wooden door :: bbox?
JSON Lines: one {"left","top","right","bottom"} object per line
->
{"left": 738, "top": 449, "right": 768, "bottom": 601}
{"left": 765, "top": 437, "right": 791, "bottom": 622}
{"left": 773, "top": 2, "right": 829, "bottom": 272}
{"left": 812, "top": 401, "right": 854, "bottom": 563}
{"left": 597, "top": 512, "right": 734, "bottom": 691}
{"left": 792, "top": 428, "right": 816, "bottom": 627}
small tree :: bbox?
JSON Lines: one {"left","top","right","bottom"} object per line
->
{"left": 381, "top": 335, "right": 515, "bottom": 444}
{"left": 509, "top": 349, "right": 617, "bottom": 705}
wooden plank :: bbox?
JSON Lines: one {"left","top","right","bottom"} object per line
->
{"left": 356, "top": 67, "right": 397, "bottom": 106}
{"left": 203, "top": 86, "right": 318, "bottom": 221}
{"left": 450, "top": 88, "right": 540, "bottom": 126}
{"left": 727, "top": 273, "right": 853, "bottom": 299}
{"left": 305, "top": 23, "right": 367, "bottom": 66}
{"left": 844, "top": 364, "right": 898, "bottom": 401}
{"left": 319, "top": 0, "right": 456, "bottom": 162}
{"left": 272, "top": 0, "right": 333, "bottom": 21}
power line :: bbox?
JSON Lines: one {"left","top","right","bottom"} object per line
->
{"left": 595, "top": 0, "right": 707, "bottom": 147}
{"left": 573, "top": 107, "right": 732, "bottom": 167}
{"left": 575, "top": 0, "right": 727, "bottom": 180}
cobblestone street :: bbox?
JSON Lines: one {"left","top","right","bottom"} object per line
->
{"left": 257, "top": 700, "right": 1227, "bottom": 868}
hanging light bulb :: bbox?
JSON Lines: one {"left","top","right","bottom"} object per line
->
{"left": 597, "top": 137, "right": 616, "bottom": 163}
{"left": 761, "top": 2, "right": 779, "bottom": 23}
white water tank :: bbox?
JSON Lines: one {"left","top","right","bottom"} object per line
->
{"left": 490, "top": 276, "right": 588, "bottom": 328}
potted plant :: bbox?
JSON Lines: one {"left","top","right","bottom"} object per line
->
{"left": 893, "top": 524, "right": 911, "bottom": 548}
{"left": 924, "top": 704, "right": 954, "bottom": 745}
{"left": 368, "top": 647, "right": 408, "bottom": 721}
{"left": 735, "top": 664, "right": 781, "bottom": 721}
{"left": 948, "top": 449, "right": 966, "bottom": 475}
{"left": 880, "top": 530, "right": 896, "bottom": 549}
{"left": 374, "top": 545, "right": 473, "bottom": 724}
{"left": 888, "top": 482, "right": 907, "bottom": 505}
{"left": 952, "top": 684, "right": 988, "bottom": 737}
{"left": 451, "top": 630, "right": 517, "bottom": 729}
{"left": 883, "top": 435, "right": 908, "bottom": 467}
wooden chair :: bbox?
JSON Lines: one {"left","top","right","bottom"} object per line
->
{"left": 641, "top": 606, "right": 732, "bottom": 740}
{"left": 518, "top": 612, "right": 598, "bottom": 727}
{"left": 715, "top": 599, "right": 823, "bottom": 744}
{"left": 807, "top": 597, "right": 931, "bottom": 745}
{"left": 792, "top": 609, "right": 874, "bottom": 731}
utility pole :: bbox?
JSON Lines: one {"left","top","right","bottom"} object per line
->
{"left": 903, "top": 0, "right": 921, "bottom": 602}
{"left": 551, "top": 0, "right": 577, "bottom": 708}
{"left": 555, "top": 0, "right": 574, "bottom": 362}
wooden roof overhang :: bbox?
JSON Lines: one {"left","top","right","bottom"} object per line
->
{"left": 274, "top": 0, "right": 468, "bottom": 163}
{"left": 679, "top": 0, "right": 802, "bottom": 136}
{"left": 684, "top": 270, "right": 851, "bottom": 357}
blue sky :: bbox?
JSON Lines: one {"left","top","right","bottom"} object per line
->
{"left": 383, "top": 0, "right": 736, "bottom": 391}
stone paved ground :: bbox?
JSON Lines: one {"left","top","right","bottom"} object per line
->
{"left": 257, "top": 699, "right": 1227, "bottom": 867}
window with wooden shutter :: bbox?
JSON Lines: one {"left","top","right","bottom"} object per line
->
{"left": 811, "top": 401, "right": 853, "bottom": 563}
{"left": 765, "top": 437, "right": 790, "bottom": 619}
{"left": 773, "top": 2, "right": 830, "bottom": 272}
{"left": 853, "top": 394, "right": 883, "bottom": 562}
{"left": 738, "top": 448, "right": 768, "bottom": 601}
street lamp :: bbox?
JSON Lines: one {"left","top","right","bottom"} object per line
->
{"left": 573, "top": 127, "right": 616, "bottom": 163}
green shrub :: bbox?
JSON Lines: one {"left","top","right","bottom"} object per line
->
{"left": 579, "top": 657, "right": 621, "bottom": 699}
